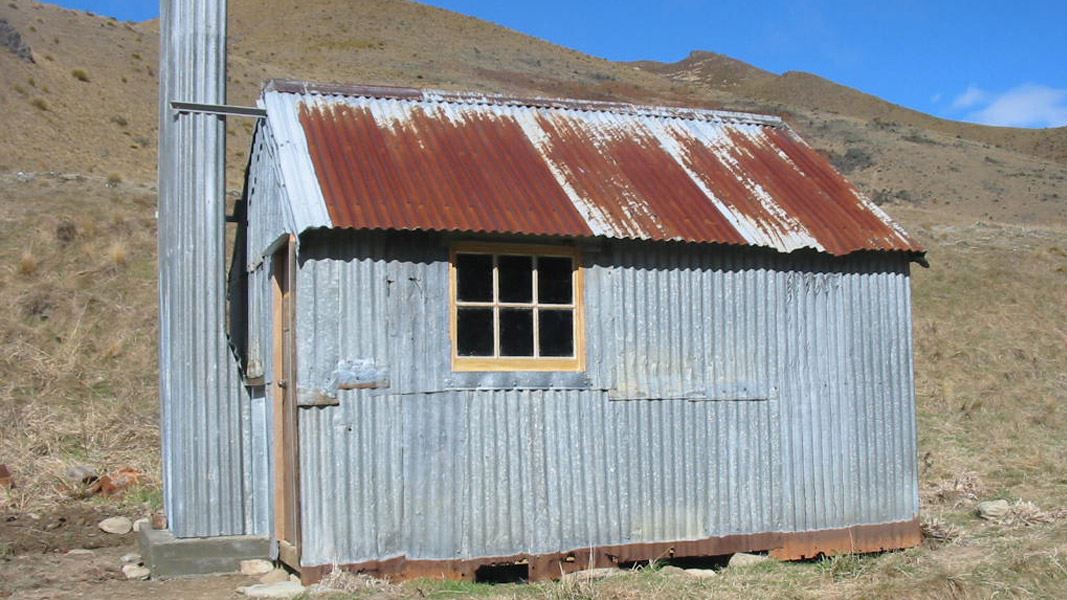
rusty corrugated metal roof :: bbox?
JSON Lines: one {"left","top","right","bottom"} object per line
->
{"left": 261, "top": 79, "right": 922, "bottom": 257}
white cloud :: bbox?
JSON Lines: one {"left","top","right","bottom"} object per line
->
{"left": 968, "top": 84, "right": 1067, "bottom": 128}
{"left": 931, "top": 92, "right": 942, "bottom": 104}
{"left": 951, "top": 85, "right": 987, "bottom": 110}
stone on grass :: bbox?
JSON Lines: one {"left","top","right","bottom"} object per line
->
{"left": 65, "top": 465, "right": 98, "bottom": 484}
{"left": 132, "top": 517, "right": 150, "bottom": 533}
{"left": 728, "top": 553, "right": 769, "bottom": 568}
{"left": 98, "top": 516, "right": 133, "bottom": 535}
{"left": 259, "top": 569, "right": 291, "bottom": 585}
{"left": 684, "top": 568, "right": 718, "bottom": 579}
{"left": 561, "top": 567, "right": 625, "bottom": 582}
{"left": 657, "top": 565, "right": 687, "bottom": 577}
{"left": 241, "top": 559, "right": 274, "bottom": 576}
{"left": 122, "top": 564, "right": 151, "bottom": 580}
{"left": 236, "top": 581, "right": 305, "bottom": 599}
{"left": 120, "top": 552, "right": 142, "bottom": 565}
{"left": 977, "top": 499, "right": 1011, "bottom": 521}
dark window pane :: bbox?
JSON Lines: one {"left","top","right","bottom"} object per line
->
{"left": 499, "top": 309, "right": 534, "bottom": 356}
{"left": 456, "top": 254, "right": 492, "bottom": 302}
{"left": 539, "top": 309, "right": 574, "bottom": 357}
{"left": 538, "top": 256, "right": 573, "bottom": 304}
{"left": 498, "top": 255, "right": 533, "bottom": 303}
{"left": 457, "top": 308, "right": 494, "bottom": 356}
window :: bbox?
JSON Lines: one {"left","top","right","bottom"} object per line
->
{"left": 450, "top": 242, "right": 585, "bottom": 372}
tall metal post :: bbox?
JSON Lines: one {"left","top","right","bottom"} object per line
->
{"left": 158, "top": 0, "right": 245, "bottom": 537}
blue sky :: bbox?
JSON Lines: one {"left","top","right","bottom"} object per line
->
{"left": 52, "top": 0, "right": 1067, "bottom": 128}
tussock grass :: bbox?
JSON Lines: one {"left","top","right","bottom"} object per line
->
{"left": 17, "top": 251, "right": 37, "bottom": 276}
{"left": 0, "top": 177, "right": 158, "bottom": 514}
{"left": 107, "top": 242, "right": 127, "bottom": 268}
{"left": 912, "top": 222, "right": 1067, "bottom": 510}
{"left": 313, "top": 570, "right": 404, "bottom": 598}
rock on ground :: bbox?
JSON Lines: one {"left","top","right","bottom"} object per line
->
{"left": 240, "top": 559, "right": 275, "bottom": 576}
{"left": 120, "top": 552, "right": 142, "bottom": 565}
{"left": 121, "top": 564, "right": 151, "bottom": 580}
{"left": 728, "top": 552, "right": 769, "bottom": 568}
{"left": 561, "top": 567, "right": 626, "bottom": 582}
{"left": 65, "top": 465, "right": 98, "bottom": 484}
{"left": 977, "top": 499, "right": 1011, "bottom": 520}
{"left": 259, "top": 569, "right": 291, "bottom": 584}
{"left": 237, "top": 581, "right": 306, "bottom": 599}
{"left": 654, "top": 565, "right": 719, "bottom": 579}
{"left": 98, "top": 516, "right": 133, "bottom": 535}
{"left": 658, "top": 565, "right": 688, "bottom": 577}
{"left": 132, "top": 517, "right": 150, "bottom": 532}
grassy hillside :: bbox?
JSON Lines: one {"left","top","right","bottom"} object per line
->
{"left": 0, "top": 0, "right": 700, "bottom": 181}
{"left": 638, "top": 50, "right": 1067, "bottom": 166}
{"left": 1, "top": 0, "right": 1065, "bottom": 597}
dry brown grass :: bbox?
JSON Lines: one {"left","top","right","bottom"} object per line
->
{"left": 0, "top": 174, "right": 160, "bottom": 514}
{"left": 107, "top": 241, "right": 127, "bottom": 267}
{"left": 907, "top": 219, "right": 1067, "bottom": 512}
{"left": 313, "top": 569, "right": 404, "bottom": 597}
{"left": 17, "top": 250, "right": 37, "bottom": 276}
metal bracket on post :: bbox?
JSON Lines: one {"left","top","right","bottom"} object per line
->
{"left": 171, "top": 100, "right": 266, "bottom": 118}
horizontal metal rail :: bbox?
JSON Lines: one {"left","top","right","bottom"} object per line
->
{"left": 171, "top": 100, "right": 266, "bottom": 118}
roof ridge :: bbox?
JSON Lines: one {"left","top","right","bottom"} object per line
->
{"left": 264, "top": 78, "right": 784, "bottom": 127}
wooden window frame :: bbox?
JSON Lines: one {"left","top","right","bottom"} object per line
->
{"left": 449, "top": 241, "right": 586, "bottom": 372}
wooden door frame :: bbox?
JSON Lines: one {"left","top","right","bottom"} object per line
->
{"left": 271, "top": 235, "right": 301, "bottom": 569}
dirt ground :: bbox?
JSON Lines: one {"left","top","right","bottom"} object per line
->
{"left": 0, "top": 544, "right": 253, "bottom": 599}
{"left": 0, "top": 506, "right": 251, "bottom": 599}
{"left": 0, "top": 507, "right": 131, "bottom": 556}
{"left": 0, "top": 506, "right": 228, "bottom": 599}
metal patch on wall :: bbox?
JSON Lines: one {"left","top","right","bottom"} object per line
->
{"left": 297, "top": 359, "right": 390, "bottom": 407}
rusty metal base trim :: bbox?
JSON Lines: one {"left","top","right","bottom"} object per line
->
{"left": 298, "top": 517, "right": 921, "bottom": 584}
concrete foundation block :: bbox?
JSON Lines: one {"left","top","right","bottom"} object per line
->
{"left": 139, "top": 528, "right": 271, "bottom": 579}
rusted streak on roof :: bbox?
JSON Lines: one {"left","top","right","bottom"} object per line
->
{"left": 299, "top": 102, "right": 593, "bottom": 237}
{"left": 533, "top": 113, "right": 746, "bottom": 244}
{"left": 726, "top": 128, "right": 919, "bottom": 255}
{"left": 669, "top": 124, "right": 819, "bottom": 252}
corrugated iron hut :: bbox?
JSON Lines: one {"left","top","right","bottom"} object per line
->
{"left": 209, "top": 79, "right": 927, "bottom": 581}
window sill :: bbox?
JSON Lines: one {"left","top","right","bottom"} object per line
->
{"left": 452, "top": 356, "right": 584, "bottom": 372}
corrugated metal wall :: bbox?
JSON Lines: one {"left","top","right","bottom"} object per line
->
{"left": 245, "top": 122, "right": 296, "bottom": 262}
{"left": 235, "top": 123, "right": 299, "bottom": 539}
{"left": 287, "top": 232, "right": 917, "bottom": 567}
{"left": 159, "top": 0, "right": 258, "bottom": 537}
